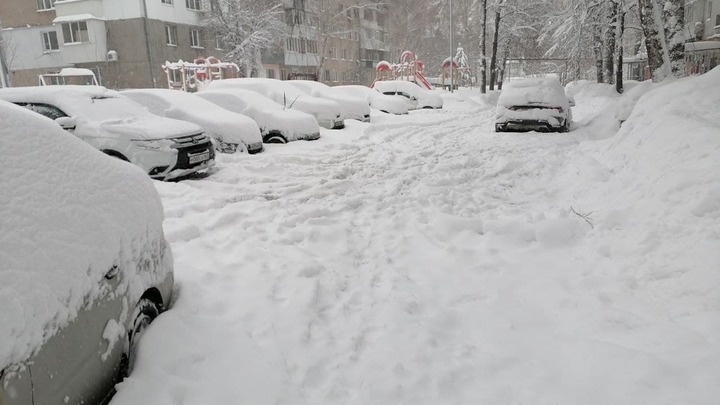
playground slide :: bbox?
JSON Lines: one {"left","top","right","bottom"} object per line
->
{"left": 413, "top": 72, "right": 433, "bottom": 90}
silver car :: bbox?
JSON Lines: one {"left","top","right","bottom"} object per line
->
{"left": 0, "top": 100, "right": 174, "bottom": 405}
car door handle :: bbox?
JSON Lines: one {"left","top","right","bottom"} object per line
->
{"left": 105, "top": 265, "right": 119, "bottom": 280}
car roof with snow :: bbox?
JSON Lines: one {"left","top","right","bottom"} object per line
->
{"left": 0, "top": 100, "right": 169, "bottom": 370}
{"left": 121, "top": 88, "right": 262, "bottom": 146}
{"left": 498, "top": 77, "right": 570, "bottom": 108}
{"left": 0, "top": 85, "right": 151, "bottom": 117}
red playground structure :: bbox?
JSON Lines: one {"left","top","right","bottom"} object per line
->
{"left": 371, "top": 51, "right": 433, "bottom": 90}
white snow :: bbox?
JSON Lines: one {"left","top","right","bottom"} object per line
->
{"left": 108, "top": 70, "right": 720, "bottom": 403}
{"left": 285, "top": 80, "right": 371, "bottom": 122}
{"left": 195, "top": 88, "right": 320, "bottom": 142}
{"left": 335, "top": 84, "right": 409, "bottom": 115}
{"left": 372, "top": 80, "right": 444, "bottom": 109}
{"left": 0, "top": 101, "right": 171, "bottom": 371}
{"left": 23, "top": 68, "right": 716, "bottom": 404}
{"left": 121, "top": 88, "right": 263, "bottom": 152}
{"left": 205, "top": 78, "right": 344, "bottom": 129}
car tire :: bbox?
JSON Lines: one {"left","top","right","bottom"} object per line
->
{"left": 120, "top": 298, "right": 159, "bottom": 378}
{"left": 263, "top": 134, "right": 287, "bottom": 144}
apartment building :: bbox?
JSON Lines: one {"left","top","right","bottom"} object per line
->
{"left": 0, "top": 0, "right": 216, "bottom": 89}
{"left": 261, "top": 0, "right": 388, "bottom": 86}
{"left": 686, "top": 0, "right": 720, "bottom": 40}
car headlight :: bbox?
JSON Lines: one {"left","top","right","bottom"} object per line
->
{"left": 132, "top": 139, "right": 175, "bottom": 150}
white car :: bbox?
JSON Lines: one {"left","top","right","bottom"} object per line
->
{"left": 285, "top": 80, "right": 371, "bottom": 122}
{"left": 0, "top": 100, "right": 174, "bottom": 405}
{"left": 0, "top": 86, "right": 214, "bottom": 181}
{"left": 335, "top": 85, "right": 409, "bottom": 115}
{"left": 122, "top": 88, "right": 264, "bottom": 154}
{"left": 495, "top": 77, "right": 573, "bottom": 132}
{"left": 372, "top": 80, "right": 444, "bottom": 110}
{"left": 196, "top": 88, "right": 320, "bottom": 143}
{"left": 206, "top": 78, "right": 345, "bottom": 129}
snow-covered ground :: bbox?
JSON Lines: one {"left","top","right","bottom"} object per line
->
{"left": 111, "top": 70, "right": 720, "bottom": 405}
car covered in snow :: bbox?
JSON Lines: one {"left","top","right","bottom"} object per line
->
{"left": 196, "top": 88, "right": 320, "bottom": 143}
{"left": 335, "top": 84, "right": 409, "bottom": 115}
{"left": 285, "top": 80, "right": 371, "bottom": 122}
{"left": 121, "top": 88, "right": 264, "bottom": 154}
{"left": 0, "top": 85, "right": 215, "bottom": 181}
{"left": 205, "top": 78, "right": 345, "bottom": 129}
{"left": 371, "top": 80, "right": 444, "bottom": 110}
{"left": 0, "top": 100, "right": 174, "bottom": 405}
{"left": 495, "top": 77, "right": 573, "bottom": 133}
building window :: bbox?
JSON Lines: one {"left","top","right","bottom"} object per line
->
{"left": 42, "top": 31, "right": 59, "bottom": 51}
{"left": 36, "top": 0, "right": 55, "bottom": 10}
{"left": 190, "top": 29, "right": 204, "bottom": 48}
{"left": 161, "top": 0, "right": 173, "bottom": 4}
{"left": 61, "top": 21, "right": 89, "bottom": 43}
{"left": 342, "top": 49, "right": 347, "bottom": 59}
{"left": 281, "top": 69, "right": 287, "bottom": 80}
{"left": 165, "top": 25, "right": 178, "bottom": 46}
{"left": 266, "top": 69, "right": 275, "bottom": 79}
{"left": 215, "top": 35, "right": 224, "bottom": 50}
{"left": 186, "top": 0, "right": 201, "bottom": 11}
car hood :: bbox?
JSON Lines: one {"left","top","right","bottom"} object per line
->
{"left": 95, "top": 116, "right": 203, "bottom": 140}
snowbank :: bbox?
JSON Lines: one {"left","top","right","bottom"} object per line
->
{"left": 0, "top": 101, "right": 171, "bottom": 369}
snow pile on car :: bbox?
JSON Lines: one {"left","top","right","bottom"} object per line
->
{"left": 196, "top": 89, "right": 320, "bottom": 141}
{"left": 0, "top": 101, "right": 171, "bottom": 370}
{"left": 497, "top": 77, "right": 570, "bottom": 109}
{"left": 122, "top": 89, "right": 262, "bottom": 150}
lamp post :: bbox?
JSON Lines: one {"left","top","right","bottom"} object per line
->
{"left": 449, "top": 0, "right": 454, "bottom": 93}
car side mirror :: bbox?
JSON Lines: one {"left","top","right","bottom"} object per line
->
{"left": 568, "top": 97, "right": 576, "bottom": 107}
{"left": 55, "top": 116, "right": 77, "bottom": 130}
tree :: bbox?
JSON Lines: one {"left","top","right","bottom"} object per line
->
{"left": 637, "top": 0, "right": 664, "bottom": 79}
{"left": 0, "top": 19, "right": 15, "bottom": 87}
{"left": 204, "top": 0, "right": 286, "bottom": 77}
{"left": 662, "top": 0, "right": 685, "bottom": 77}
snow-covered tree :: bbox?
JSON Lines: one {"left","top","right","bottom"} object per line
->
{"left": 203, "top": 0, "right": 287, "bottom": 77}
{"left": 662, "top": 0, "right": 685, "bottom": 77}
{"left": 637, "top": 0, "right": 664, "bottom": 79}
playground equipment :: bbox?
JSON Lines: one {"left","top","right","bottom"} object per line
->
{"left": 441, "top": 47, "right": 471, "bottom": 89}
{"left": 39, "top": 68, "right": 99, "bottom": 86}
{"left": 371, "top": 51, "right": 433, "bottom": 90}
{"left": 162, "top": 57, "right": 240, "bottom": 92}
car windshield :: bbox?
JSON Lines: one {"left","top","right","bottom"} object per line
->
{"left": 77, "top": 96, "right": 152, "bottom": 121}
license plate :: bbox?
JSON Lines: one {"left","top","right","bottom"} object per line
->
{"left": 188, "top": 151, "right": 209, "bottom": 164}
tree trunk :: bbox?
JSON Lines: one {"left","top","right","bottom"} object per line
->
{"left": 593, "top": 23, "right": 604, "bottom": 83}
{"left": 637, "top": 0, "right": 664, "bottom": 80}
{"left": 604, "top": 1, "right": 618, "bottom": 84}
{"left": 489, "top": 8, "right": 501, "bottom": 91}
{"left": 480, "top": 0, "right": 488, "bottom": 93}
{"left": 616, "top": 9, "right": 625, "bottom": 93}
{"left": 663, "top": 0, "right": 686, "bottom": 77}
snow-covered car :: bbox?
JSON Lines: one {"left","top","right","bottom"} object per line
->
{"left": 0, "top": 86, "right": 214, "bottom": 181}
{"left": 122, "top": 88, "right": 264, "bottom": 154}
{"left": 495, "top": 77, "right": 573, "bottom": 132}
{"left": 285, "top": 80, "right": 371, "bottom": 122}
{"left": 0, "top": 100, "right": 174, "bottom": 405}
{"left": 205, "top": 78, "right": 345, "bottom": 129}
{"left": 372, "top": 80, "right": 444, "bottom": 110}
{"left": 196, "top": 88, "right": 320, "bottom": 143}
{"left": 335, "top": 84, "right": 409, "bottom": 115}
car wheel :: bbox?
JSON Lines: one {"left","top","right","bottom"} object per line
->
{"left": 121, "top": 298, "right": 159, "bottom": 377}
{"left": 263, "top": 134, "right": 287, "bottom": 144}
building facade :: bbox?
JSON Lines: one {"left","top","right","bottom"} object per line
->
{"left": 1, "top": 0, "right": 391, "bottom": 88}
{"left": 0, "top": 0, "right": 217, "bottom": 88}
